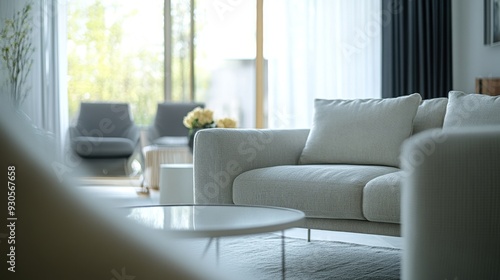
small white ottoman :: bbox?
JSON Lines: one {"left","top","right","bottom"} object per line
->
{"left": 142, "top": 145, "right": 192, "bottom": 189}
{"left": 159, "top": 164, "right": 194, "bottom": 204}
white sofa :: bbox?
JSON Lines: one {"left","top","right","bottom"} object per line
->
{"left": 193, "top": 91, "right": 499, "bottom": 238}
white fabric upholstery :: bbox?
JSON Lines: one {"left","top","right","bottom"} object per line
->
{"left": 299, "top": 93, "right": 421, "bottom": 167}
{"left": 233, "top": 165, "right": 398, "bottom": 220}
{"left": 363, "top": 171, "right": 403, "bottom": 224}
{"left": 401, "top": 127, "right": 500, "bottom": 279}
{"left": 443, "top": 91, "right": 500, "bottom": 128}
{"left": 193, "top": 128, "right": 404, "bottom": 236}
{"left": 194, "top": 129, "right": 310, "bottom": 205}
{"left": 193, "top": 91, "right": 500, "bottom": 240}
{"left": 412, "top": 97, "right": 448, "bottom": 134}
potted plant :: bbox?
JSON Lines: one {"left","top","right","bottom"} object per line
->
{"left": 0, "top": 3, "right": 34, "bottom": 109}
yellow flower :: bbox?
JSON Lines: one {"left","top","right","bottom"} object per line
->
{"left": 216, "top": 118, "right": 237, "bottom": 128}
{"left": 183, "top": 107, "right": 214, "bottom": 129}
{"left": 183, "top": 107, "right": 237, "bottom": 130}
{"left": 197, "top": 109, "right": 214, "bottom": 126}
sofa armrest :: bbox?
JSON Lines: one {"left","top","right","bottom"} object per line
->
{"left": 194, "top": 128, "right": 310, "bottom": 204}
{"left": 401, "top": 126, "right": 500, "bottom": 279}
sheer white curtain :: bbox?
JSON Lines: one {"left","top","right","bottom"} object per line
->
{"left": 265, "top": 0, "right": 381, "bottom": 128}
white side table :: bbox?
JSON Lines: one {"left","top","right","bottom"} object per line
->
{"left": 142, "top": 145, "right": 192, "bottom": 189}
{"left": 159, "top": 164, "right": 194, "bottom": 204}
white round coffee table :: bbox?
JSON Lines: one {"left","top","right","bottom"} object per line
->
{"left": 123, "top": 204, "right": 305, "bottom": 279}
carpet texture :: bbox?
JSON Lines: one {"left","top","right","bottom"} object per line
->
{"left": 186, "top": 234, "right": 401, "bottom": 280}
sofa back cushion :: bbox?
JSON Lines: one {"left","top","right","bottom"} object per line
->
{"left": 299, "top": 93, "right": 421, "bottom": 167}
{"left": 443, "top": 91, "right": 500, "bottom": 128}
{"left": 412, "top": 98, "right": 448, "bottom": 134}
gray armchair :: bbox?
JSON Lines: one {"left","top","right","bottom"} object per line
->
{"left": 69, "top": 102, "right": 141, "bottom": 176}
{"left": 147, "top": 102, "right": 204, "bottom": 146}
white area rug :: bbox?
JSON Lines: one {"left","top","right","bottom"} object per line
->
{"left": 76, "top": 186, "right": 159, "bottom": 207}
{"left": 77, "top": 182, "right": 401, "bottom": 279}
{"left": 186, "top": 233, "right": 401, "bottom": 280}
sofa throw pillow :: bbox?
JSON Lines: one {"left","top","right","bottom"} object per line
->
{"left": 299, "top": 93, "right": 421, "bottom": 167}
{"left": 412, "top": 97, "right": 448, "bottom": 134}
{"left": 443, "top": 91, "right": 500, "bottom": 128}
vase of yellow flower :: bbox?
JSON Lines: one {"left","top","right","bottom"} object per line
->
{"left": 183, "top": 107, "right": 237, "bottom": 153}
{"left": 183, "top": 107, "right": 214, "bottom": 153}
{"left": 187, "top": 128, "right": 201, "bottom": 153}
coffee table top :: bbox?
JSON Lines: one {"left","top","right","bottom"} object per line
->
{"left": 123, "top": 204, "right": 305, "bottom": 238}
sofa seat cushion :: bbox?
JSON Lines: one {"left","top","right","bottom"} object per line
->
{"left": 233, "top": 165, "right": 399, "bottom": 220}
{"left": 363, "top": 171, "right": 403, "bottom": 224}
{"left": 72, "top": 136, "right": 136, "bottom": 158}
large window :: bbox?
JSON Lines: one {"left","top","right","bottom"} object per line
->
{"left": 67, "top": 0, "right": 255, "bottom": 127}
{"left": 67, "top": 0, "right": 164, "bottom": 125}
{"left": 196, "top": 0, "right": 256, "bottom": 128}
{"left": 67, "top": 0, "right": 381, "bottom": 128}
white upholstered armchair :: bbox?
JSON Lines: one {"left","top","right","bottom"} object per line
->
{"left": 401, "top": 126, "right": 500, "bottom": 279}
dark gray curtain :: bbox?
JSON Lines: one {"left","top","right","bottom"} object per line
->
{"left": 382, "top": 0, "right": 453, "bottom": 99}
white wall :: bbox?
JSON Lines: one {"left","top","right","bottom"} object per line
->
{"left": 453, "top": 0, "right": 500, "bottom": 93}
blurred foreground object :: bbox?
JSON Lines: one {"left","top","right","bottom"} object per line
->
{"left": 402, "top": 127, "right": 500, "bottom": 279}
{"left": 0, "top": 97, "right": 219, "bottom": 279}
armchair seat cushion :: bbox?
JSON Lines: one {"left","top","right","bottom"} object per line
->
{"left": 72, "top": 136, "right": 136, "bottom": 158}
{"left": 152, "top": 136, "right": 189, "bottom": 146}
{"left": 233, "top": 165, "right": 398, "bottom": 220}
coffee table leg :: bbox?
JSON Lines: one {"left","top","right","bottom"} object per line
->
{"left": 216, "top": 237, "right": 220, "bottom": 267}
{"left": 282, "top": 230, "right": 285, "bottom": 280}
{"left": 201, "top": 238, "right": 220, "bottom": 267}
{"left": 202, "top": 238, "right": 213, "bottom": 259}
